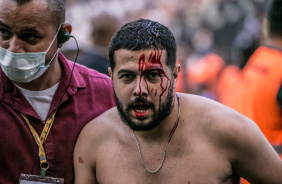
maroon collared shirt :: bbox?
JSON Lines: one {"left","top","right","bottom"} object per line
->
{"left": 0, "top": 52, "right": 116, "bottom": 184}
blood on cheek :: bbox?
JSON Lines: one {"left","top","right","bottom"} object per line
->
{"left": 138, "top": 50, "right": 172, "bottom": 110}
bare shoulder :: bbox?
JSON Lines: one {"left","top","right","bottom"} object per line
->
{"left": 178, "top": 93, "right": 282, "bottom": 183}
{"left": 179, "top": 93, "right": 255, "bottom": 137}
{"left": 77, "top": 106, "right": 122, "bottom": 146}
{"left": 179, "top": 93, "right": 271, "bottom": 160}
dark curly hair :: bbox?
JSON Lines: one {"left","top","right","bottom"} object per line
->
{"left": 109, "top": 19, "right": 176, "bottom": 71}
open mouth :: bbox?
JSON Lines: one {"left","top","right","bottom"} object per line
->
{"left": 132, "top": 103, "right": 150, "bottom": 118}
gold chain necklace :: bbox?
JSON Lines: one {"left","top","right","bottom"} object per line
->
{"left": 132, "top": 94, "right": 180, "bottom": 174}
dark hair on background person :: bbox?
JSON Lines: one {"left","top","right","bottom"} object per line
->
{"left": 269, "top": 0, "right": 282, "bottom": 37}
{"left": 109, "top": 19, "right": 177, "bottom": 71}
{"left": 13, "top": 0, "right": 66, "bottom": 28}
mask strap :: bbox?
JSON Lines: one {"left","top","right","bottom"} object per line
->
{"left": 43, "top": 24, "right": 63, "bottom": 67}
{"left": 45, "top": 50, "right": 58, "bottom": 67}
{"left": 46, "top": 24, "right": 62, "bottom": 53}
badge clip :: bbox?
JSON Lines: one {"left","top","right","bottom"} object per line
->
{"left": 40, "top": 161, "right": 49, "bottom": 179}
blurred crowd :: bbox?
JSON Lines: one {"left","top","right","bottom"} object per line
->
{"left": 62, "top": 0, "right": 267, "bottom": 97}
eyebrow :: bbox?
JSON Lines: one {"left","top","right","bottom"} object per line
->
{"left": 117, "top": 69, "right": 135, "bottom": 75}
{"left": 0, "top": 21, "right": 10, "bottom": 29}
{"left": 117, "top": 68, "right": 164, "bottom": 76}
{"left": 141, "top": 67, "right": 164, "bottom": 75}
{"left": 0, "top": 21, "right": 41, "bottom": 35}
{"left": 19, "top": 26, "right": 41, "bottom": 34}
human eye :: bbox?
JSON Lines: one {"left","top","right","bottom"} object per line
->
{"left": 146, "top": 71, "right": 161, "bottom": 82}
{"left": 0, "top": 28, "right": 12, "bottom": 40}
{"left": 119, "top": 73, "right": 135, "bottom": 81}
{"left": 149, "top": 72, "right": 159, "bottom": 78}
{"left": 20, "top": 33, "right": 40, "bottom": 44}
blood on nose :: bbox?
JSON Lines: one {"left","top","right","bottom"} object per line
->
{"left": 136, "top": 74, "right": 149, "bottom": 97}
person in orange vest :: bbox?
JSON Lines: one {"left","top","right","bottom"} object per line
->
{"left": 237, "top": 0, "right": 282, "bottom": 158}
{"left": 236, "top": 0, "right": 282, "bottom": 157}
{"left": 236, "top": 1, "right": 282, "bottom": 183}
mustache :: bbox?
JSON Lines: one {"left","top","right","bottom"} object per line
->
{"left": 127, "top": 97, "right": 154, "bottom": 109}
{"left": 132, "top": 97, "right": 149, "bottom": 104}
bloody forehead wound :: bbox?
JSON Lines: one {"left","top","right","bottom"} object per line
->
{"left": 130, "top": 21, "right": 161, "bottom": 51}
{"left": 109, "top": 19, "right": 176, "bottom": 73}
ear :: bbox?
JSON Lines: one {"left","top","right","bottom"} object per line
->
{"left": 57, "top": 23, "right": 72, "bottom": 48}
{"left": 62, "top": 23, "right": 72, "bottom": 35}
{"left": 108, "top": 67, "right": 113, "bottom": 80}
{"left": 173, "top": 64, "right": 181, "bottom": 88}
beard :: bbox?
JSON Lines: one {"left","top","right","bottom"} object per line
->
{"left": 114, "top": 83, "right": 174, "bottom": 132}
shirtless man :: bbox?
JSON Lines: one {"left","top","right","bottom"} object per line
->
{"left": 74, "top": 19, "right": 282, "bottom": 184}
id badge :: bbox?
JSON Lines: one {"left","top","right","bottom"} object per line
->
{"left": 19, "top": 174, "right": 64, "bottom": 184}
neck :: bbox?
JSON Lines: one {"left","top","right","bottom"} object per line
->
{"left": 133, "top": 93, "right": 180, "bottom": 142}
{"left": 13, "top": 57, "right": 62, "bottom": 91}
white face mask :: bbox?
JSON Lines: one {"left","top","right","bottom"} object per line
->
{"left": 0, "top": 26, "right": 60, "bottom": 83}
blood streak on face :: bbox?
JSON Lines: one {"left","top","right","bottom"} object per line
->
{"left": 138, "top": 50, "right": 171, "bottom": 111}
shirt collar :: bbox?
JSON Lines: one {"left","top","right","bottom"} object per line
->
{"left": 0, "top": 51, "right": 86, "bottom": 118}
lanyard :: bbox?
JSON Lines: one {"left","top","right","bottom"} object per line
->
{"left": 21, "top": 110, "right": 57, "bottom": 176}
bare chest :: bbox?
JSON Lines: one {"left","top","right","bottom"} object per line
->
{"left": 95, "top": 138, "right": 239, "bottom": 184}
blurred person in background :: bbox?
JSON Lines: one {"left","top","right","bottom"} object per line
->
{"left": 184, "top": 26, "right": 225, "bottom": 100}
{"left": 77, "top": 13, "right": 120, "bottom": 76}
{"left": 235, "top": 0, "right": 282, "bottom": 160}
{"left": 235, "top": 1, "right": 282, "bottom": 183}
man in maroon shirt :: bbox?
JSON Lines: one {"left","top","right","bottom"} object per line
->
{"left": 0, "top": 0, "right": 115, "bottom": 183}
